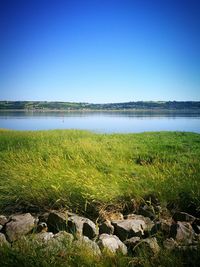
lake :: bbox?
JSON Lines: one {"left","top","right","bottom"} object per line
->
{"left": 0, "top": 111, "right": 200, "bottom": 133}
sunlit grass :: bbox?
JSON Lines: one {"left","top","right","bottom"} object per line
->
{"left": 0, "top": 235, "right": 199, "bottom": 267}
{"left": 0, "top": 129, "right": 200, "bottom": 215}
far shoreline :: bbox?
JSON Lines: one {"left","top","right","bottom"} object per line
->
{"left": 1, "top": 108, "right": 200, "bottom": 113}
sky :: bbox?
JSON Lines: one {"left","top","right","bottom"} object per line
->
{"left": 0, "top": 0, "right": 200, "bottom": 103}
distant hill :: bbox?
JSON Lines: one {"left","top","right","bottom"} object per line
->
{"left": 0, "top": 101, "right": 200, "bottom": 111}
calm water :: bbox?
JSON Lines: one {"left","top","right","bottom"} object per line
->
{"left": 0, "top": 111, "right": 200, "bottom": 133}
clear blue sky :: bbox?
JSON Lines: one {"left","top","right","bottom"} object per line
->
{"left": 0, "top": 0, "right": 200, "bottom": 103}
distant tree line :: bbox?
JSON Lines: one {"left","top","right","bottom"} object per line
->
{"left": 0, "top": 101, "right": 200, "bottom": 111}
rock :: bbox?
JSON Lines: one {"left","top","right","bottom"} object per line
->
{"left": 0, "top": 215, "right": 8, "bottom": 226}
{"left": 35, "top": 232, "right": 54, "bottom": 242}
{"left": 47, "top": 211, "right": 98, "bottom": 238}
{"left": 99, "top": 220, "right": 114, "bottom": 235}
{"left": 112, "top": 215, "right": 154, "bottom": 241}
{"left": 163, "top": 238, "right": 178, "bottom": 250}
{"left": 36, "top": 222, "right": 48, "bottom": 233}
{"left": 83, "top": 218, "right": 98, "bottom": 239}
{"left": 38, "top": 212, "right": 50, "bottom": 223}
{"left": 0, "top": 233, "right": 10, "bottom": 247}
{"left": 163, "top": 238, "right": 198, "bottom": 252}
{"left": 68, "top": 215, "right": 98, "bottom": 239}
{"left": 192, "top": 218, "right": 200, "bottom": 234}
{"left": 5, "top": 213, "right": 35, "bottom": 242}
{"left": 160, "top": 219, "right": 172, "bottom": 234}
{"left": 35, "top": 231, "right": 74, "bottom": 247}
{"left": 124, "top": 236, "right": 140, "bottom": 247}
{"left": 170, "top": 221, "right": 195, "bottom": 245}
{"left": 47, "top": 211, "right": 68, "bottom": 233}
{"left": 0, "top": 225, "right": 3, "bottom": 231}
{"left": 177, "top": 244, "right": 199, "bottom": 251}
{"left": 74, "top": 236, "right": 101, "bottom": 256}
{"left": 126, "top": 214, "right": 154, "bottom": 228}
{"left": 142, "top": 237, "right": 160, "bottom": 254}
{"left": 53, "top": 231, "right": 74, "bottom": 244}
{"left": 98, "top": 234, "right": 127, "bottom": 255}
{"left": 67, "top": 215, "right": 84, "bottom": 235}
{"left": 172, "top": 212, "right": 196, "bottom": 223}
{"left": 151, "top": 219, "right": 171, "bottom": 235}
{"left": 112, "top": 219, "right": 143, "bottom": 241}
{"left": 132, "top": 237, "right": 160, "bottom": 255}
{"left": 42, "top": 231, "right": 74, "bottom": 251}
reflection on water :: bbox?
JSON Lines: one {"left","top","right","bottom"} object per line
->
{"left": 0, "top": 111, "right": 200, "bottom": 133}
{"left": 1, "top": 110, "right": 200, "bottom": 118}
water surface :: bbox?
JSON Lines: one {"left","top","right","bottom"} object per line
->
{"left": 0, "top": 111, "right": 200, "bottom": 133}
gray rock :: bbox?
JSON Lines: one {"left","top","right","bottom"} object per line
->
{"left": 0, "top": 225, "right": 3, "bottom": 231}
{"left": 47, "top": 211, "right": 98, "bottom": 239}
{"left": 35, "top": 232, "right": 54, "bottom": 242}
{"left": 172, "top": 212, "right": 196, "bottom": 223}
{"left": 67, "top": 215, "right": 84, "bottom": 235}
{"left": 68, "top": 215, "right": 98, "bottom": 239}
{"left": 5, "top": 213, "right": 35, "bottom": 242}
{"left": 124, "top": 236, "right": 140, "bottom": 247}
{"left": 163, "top": 238, "right": 178, "bottom": 250}
{"left": 35, "top": 231, "right": 74, "bottom": 247}
{"left": 74, "top": 236, "right": 101, "bottom": 256}
{"left": 47, "top": 211, "right": 68, "bottom": 233}
{"left": 43, "top": 231, "right": 74, "bottom": 250}
{"left": 170, "top": 221, "right": 195, "bottom": 245}
{"left": 133, "top": 237, "right": 160, "bottom": 255}
{"left": 99, "top": 220, "right": 114, "bottom": 235}
{"left": 38, "top": 212, "right": 50, "bottom": 223}
{"left": 98, "top": 234, "right": 127, "bottom": 255}
{"left": 151, "top": 219, "right": 171, "bottom": 235}
{"left": 36, "top": 222, "right": 48, "bottom": 233}
{"left": 177, "top": 244, "right": 199, "bottom": 251}
{"left": 53, "top": 231, "right": 74, "bottom": 244}
{"left": 192, "top": 218, "right": 200, "bottom": 234}
{"left": 126, "top": 214, "right": 154, "bottom": 230}
{"left": 112, "top": 215, "right": 154, "bottom": 241}
{"left": 142, "top": 237, "right": 160, "bottom": 254}
{"left": 0, "top": 215, "right": 8, "bottom": 226}
{"left": 83, "top": 218, "right": 99, "bottom": 239}
{"left": 0, "top": 233, "right": 10, "bottom": 247}
{"left": 160, "top": 219, "right": 172, "bottom": 234}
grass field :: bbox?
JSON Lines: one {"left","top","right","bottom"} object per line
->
{"left": 0, "top": 129, "right": 200, "bottom": 215}
{"left": 0, "top": 129, "right": 200, "bottom": 266}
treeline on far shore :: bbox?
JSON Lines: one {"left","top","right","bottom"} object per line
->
{"left": 0, "top": 100, "right": 200, "bottom": 111}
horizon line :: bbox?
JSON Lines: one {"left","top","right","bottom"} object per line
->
{"left": 0, "top": 100, "right": 200, "bottom": 105}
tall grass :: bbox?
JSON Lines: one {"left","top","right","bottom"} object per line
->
{"left": 0, "top": 129, "right": 200, "bottom": 215}
{"left": 0, "top": 235, "right": 199, "bottom": 267}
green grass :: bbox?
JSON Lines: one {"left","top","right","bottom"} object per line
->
{"left": 0, "top": 235, "right": 199, "bottom": 267}
{"left": 0, "top": 129, "right": 200, "bottom": 215}
{"left": 0, "top": 129, "right": 200, "bottom": 266}
{"left": 0, "top": 235, "right": 132, "bottom": 267}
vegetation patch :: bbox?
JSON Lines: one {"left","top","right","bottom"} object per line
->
{"left": 0, "top": 129, "right": 200, "bottom": 266}
{"left": 0, "top": 130, "right": 200, "bottom": 216}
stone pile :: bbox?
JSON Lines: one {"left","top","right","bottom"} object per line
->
{"left": 0, "top": 202, "right": 200, "bottom": 256}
